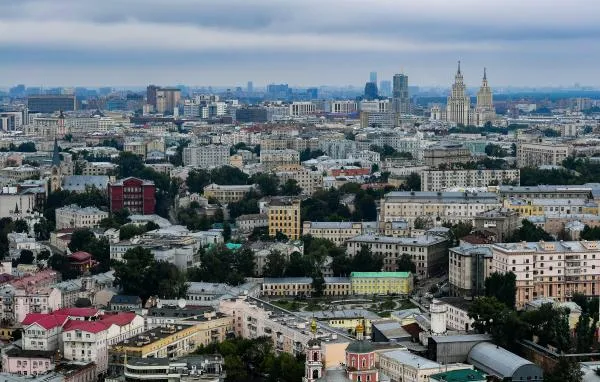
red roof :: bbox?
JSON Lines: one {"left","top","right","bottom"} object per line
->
{"left": 53, "top": 307, "right": 99, "bottom": 317}
{"left": 69, "top": 251, "right": 92, "bottom": 262}
{"left": 100, "top": 312, "right": 137, "bottom": 326}
{"left": 21, "top": 313, "right": 69, "bottom": 330}
{"left": 63, "top": 320, "right": 109, "bottom": 334}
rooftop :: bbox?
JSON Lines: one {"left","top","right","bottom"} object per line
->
{"left": 351, "top": 272, "right": 411, "bottom": 278}
{"left": 429, "top": 368, "right": 487, "bottom": 382}
{"left": 380, "top": 349, "right": 440, "bottom": 369}
{"left": 347, "top": 234, "right": 446, "bottom": 246}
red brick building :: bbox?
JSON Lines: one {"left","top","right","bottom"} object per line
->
{"left": 108, "top": 177, "right": 156, "bottom": 215}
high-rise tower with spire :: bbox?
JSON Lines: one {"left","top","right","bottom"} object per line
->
{"left": 50, "top": 138, "right": 62, "bottom": 192}
{"left": 446, "top": 61, "right": 471, "bottom": 126}
{"left": 475, "top": 67, "right": 496, "bottom": 127}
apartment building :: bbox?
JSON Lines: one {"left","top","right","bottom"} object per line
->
{"left": 301, "top": 221, "right": 377, "bottom": 246}
{"left": 0, "top": 165, "right": 40, "bottom": 182}
{"left": 491, "top": 240, "right": 600, "bottom": 308}
{"left": 182, "top": 144, "right": 230, "bottom": 169}
{"left": 260, "top": 149, "right": 300, "bottom": 171}
{"left": 274, "top": 165, "right": 322, "bottom": 195}
{"left": 110, "top": 314, "right": 232, "bottom": 360}
{"left": 235, "top": 214, "right": 268, "bottom": 233}
{"left": 504, "top": 198, "right": 598, "bottom": 217}
{"left": 498, "top": 185, "right": 595, "bottom": 200}
{"left": 423, "top": 144, "right": 472, "bottom": 168}
{"left": 516, "top": 141, "right": 572, "bottom": 168}
{"left": 202, "top": 183, "right": 255, "bottom": 204}
{"left": 350, "top": 272, "right": 413, "bottom": 296}
{"left": 55, "top": 204, "right": 109, "bottom": 230}
{"left": 345, "top": 235, "right": 448, "bottom": 278}
{"left": 289, "top": 102, "right": 316, "bottom": 116}
{"left": 261, "top": 277, "right": 352, "bottom": 297}
{"left": 267, "top": 198, "right": 301, "bottom": 240}
{"left": 449, "top": 244, "right": 494, "bottom": 297}
{"left": 82, "top": 162, "right": 117, "bottom": 176}
{"left": 473, "top": 209, "right": 521, "bottom": 243}
{"left": 421, "top": 169, "right": 520, "bottom": 192}
{"left": 433, "top": 297, "right": 475, "bottom": 332}
{"left": 380, "top": 191, "right": 501, "bottom": 228}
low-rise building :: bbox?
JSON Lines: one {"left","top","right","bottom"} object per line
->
{"left": 202, "top": 183, "right": 255, "bottom": 204}
{"left": 423, "top": 143, "right": 472, "bottom": 168}
{"left": 235, "top": 214, "right": 268, "bottom": 233}
{"left": 379, "top": 350, "right": 472, "bottom": 382}
{"left": 433, "top": 297, "right": 475, "bottom": 332}
{"left": 473, "top": 209, "right": 521, "bottom": 243}
{"left": 55, "top": 205, "right": 109, "bottom": 230}
{"left": 421, "top": 169, "right": 520, "bottom": 192}
{"left": 449, "top": 244, "right": 493, "bottom": 297}
{"left": 350, "top": 272, "right": 413, "bottom": 296}
{"left": 302, "top": 221, "right": 377, "bottom": 246}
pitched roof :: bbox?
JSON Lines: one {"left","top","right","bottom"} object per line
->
{"left": 69, "top": 251, "right": 92, "bottom": 262}
{"left": 100, "top": 312, "right": 138, "bottom": 326}
{"left": 21, "top": 313, "right": 69, "bottom": 329}
{"left": 62, "top": 320, "right": 110, "bottom": 334}
{"left": 53, "top": 307, "right": 99, "bottom": 317}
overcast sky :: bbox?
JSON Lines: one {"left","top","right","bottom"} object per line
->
{"left": 1, "top": 0, "right": 599, "bottom": 88}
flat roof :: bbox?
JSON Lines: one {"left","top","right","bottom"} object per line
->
{"left": 380, "top": 349, "right": 440, "bottom": 369}
{"left": 351, "top": 272, "right": 411, "bottom": 278}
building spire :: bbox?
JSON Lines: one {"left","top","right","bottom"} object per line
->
{"left": 483, "top": 67, "right": 487, "bottom": 81}
{"left": 457, "top": 60, "right": 461, "bottom": 75}
{"left": 52, "top": 138, "right": 61, "bottom": 167}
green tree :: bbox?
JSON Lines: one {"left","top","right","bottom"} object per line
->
{"left": 545, "top": 357, "right": 584, "bottom": 382}
{"left": 17, "top": 250, "right": 35, "bottom": 264}
{"left": 351, "top": 245, "right": 383, "bottom": 272}
{"left": 468, "top": 296, "right": 507, "bottom": 334}
{"left": 575, "top": 312, "right": 596, "bottom": 353}
{"left": 37, "top": 249, "right": 51, "bottom": 261}
{"left": 396, "top": 253, "right": 416, "bottom": 273}
{"left": 280, "top": 179, "right": 302, "bottom": 196}
{"left": 119, "top": 224, "right": 148, "bottom": 240}
{"left": 236, "top": 248, "right": 256, "bottom": 277}
{"left": 34, "top": 218, "right": 53, "bottom": 241}
{"left": 250, "top": 173, "right": 280, "bottom": 196}
{"left": 13, "top": 219, "right": 29, "bottom": 234}
{"left": 263, "top": 250, "right": 287, "bottom": 277}
{"left": 285, "top": 252, "right": 312, "bottom": 277}
{"left": 68, "top": 229, "right": 96, "bottom": 252}
{"left": 404, "top": 173, "right": 421, "bottom": 191}
{"left": 186, "top": 169, "right": 212, "bottom": 193}
{"left": 114, "top": 151, "right": 145, "bottom": 178}
{"left": 222, "top": 222, "right": 232, "bottom": 242}
{"left": 485, "top": 272, "right": 517, "bottom": 309}
{"left": 485, "top": 143, "right": 508, "bottom": 157}
{"left": 506, "top": 220, "right": 554, "bottom": 242}
{"left": 210, "top": 166, "right": 249, "bottom": 185}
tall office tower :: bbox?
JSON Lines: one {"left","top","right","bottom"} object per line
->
{"left": 369, "top": 71, "right": 378, "bottom": 84}
{"left": 474, "top": 68, "right": 496, "bottom": 127}
{"left": 446, "top": 61, "right": 471, "bottom": 125}
{"left": 247, "top": 81, "right": 253, "bottom": 93}
{"left": 27, "top": 95, "right": 76, "bottom": 113}
{"left": 155, "top": 88, "right": 181, "bottom": 114}
{"left": 392, "top": 73, "right": 409, "bottom": 114}
{"left": 146, "top": 85, "right": 159, "bottom": 109}
{"left": 379, "top": 80, "right": 391, "bottom": 97}
{"left": 364, "top": 82, "right": 379, "bottom": 100}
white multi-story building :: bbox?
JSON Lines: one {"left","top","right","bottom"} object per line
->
{"left": 379, "top": 350, "right": 471, "bottom": 382}
{"left": 516, "top": 141, "right": 572, "bottom": 168}
{"left": 380, "top": 191, "right": 501, "bottom": 228}
{"left": 302, "top": 221, "right": 377, "bottom": 246}
{"left": 289, "top": 102, "right": 316, "bottom": 116}
{"left": 274, "top": 165, "right": 322, "bottom": 195}
{"left": 260, "top": 149, "right": 300, "bottom": 171}
{"left": 326, "top": 100, "right": 357, "bottom": 114}
{"left": 82, "top": 162, "right": 117, "bottom": 176}
{"left": 421, "top": 169, "right": 520, "bottom": 192}
{"left": 183, "top": 144, "right": 230, "bottom": 169}
{"left": 359, "top": 99, "right": 390, "bottom": 112}
{"left": 55, "top": 204, "right": 109, "bottom": 230}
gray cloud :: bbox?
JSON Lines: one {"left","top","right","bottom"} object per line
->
{"left": 0, "top": 0, "right": 598, "bottom": 86}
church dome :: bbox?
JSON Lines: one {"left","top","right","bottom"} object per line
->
{"left": 346, "top": 340, "right": 374, "bottom": 354}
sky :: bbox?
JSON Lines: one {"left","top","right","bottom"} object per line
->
{"left": 1, "top": 0, "right": 599, "bottom": 88}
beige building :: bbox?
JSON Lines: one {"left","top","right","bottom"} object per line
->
{"left": 55, "top": 204, "right": 109, "bottom": 230}
{"left": 491, "top": 240, "right": 600, "bottom": 308}
{"left": 474, "top": 68, "right": 496, "bottom": 127}
{"left": 302, "top": 221, "right": 377, "bottom": 246}
{"left": 423, "top": 144, "right": 472, "bottom": 168}
{"left": 155, "top": 88, "right": 181, "bottom": 114}
{"left": 345, "top": 235, "right": 448, "bottom": 278}
{"left": 260, "top": 149, "right": 300, "bottom": 171}
{"left": 203, "top": 183, "right": 255, "bottom": 204}
{"left": 446, "top": 62, "right": 472, "bottom": 126}
{"left": 379, "top": 350, "right": 472, "bottom": 382}
{"left": 380, "top": 191, "right": 501, "bottom": 228}
{"left": 267, "top": 198, "right": 301, "bottom": 240}
{"left": 275, "top": 165, "right": 322, "bottom": 195}
{"left": 516, "top": 141, "right": 572, "bottom": 168}
{"left": 0, "top": 165, "right": 40, "bottom": 182}
{"left": 82, "top": 162, "right": 117, "bottom": 176}
{"left": 473, "top": 209, "right": 521, "bottom": 243}
{"left": 421, "top": 169, "right": 520, "bottom": 192}
{"left": 123, "top": 141, "right": 146, "bottom": 158}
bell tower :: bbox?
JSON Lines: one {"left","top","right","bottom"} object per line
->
{"left": 50, "top": 138, "right": 62, "bottom": 192}
{"left": 303, "top": 318, "right": 323, "bottom": 382}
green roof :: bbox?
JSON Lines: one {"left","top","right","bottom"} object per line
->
{"left": 350, "top": 272, "right": 411, "bottom": 278}
{"left": 226, "top": 243, "right": 242, "bottom": 250}
{"left": 429, "top": 369, "right": 486, "bottom": 382}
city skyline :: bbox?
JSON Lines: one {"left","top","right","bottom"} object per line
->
{"left": 0, "top": 0, "right": 599, "bottom": 87}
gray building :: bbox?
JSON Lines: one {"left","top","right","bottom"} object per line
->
{"left": 468, "top": 342, "right": 543, "bottom": 381}
{"left": 427, "top": 334, "right": 490, "bottom": 364}
{"left": 473, "top": 208, "right": 521, "bottom": 242}
{"left": 28, "top": 95, "right": 76, "bottom": 113}
{"left": 393, "top": 73, "right": 409, "bottom": 114}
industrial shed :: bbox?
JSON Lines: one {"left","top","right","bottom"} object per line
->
{"left": 467, "top": 342, "right": 543, "bottom": 381}
{"left": 427, "top": 334, "right": 490, "bottom": 364}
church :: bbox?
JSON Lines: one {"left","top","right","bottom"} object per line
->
{"left": 430, "top": 62, "right": 496, "bottom": 127}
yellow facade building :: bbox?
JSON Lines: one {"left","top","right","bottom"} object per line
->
{"left": 350, "top": 272, "right": 413, "bottom": 296}
{"left": 267, "top": 199, "right": 301, "bottom": 240}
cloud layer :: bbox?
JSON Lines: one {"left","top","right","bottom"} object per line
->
{"left": 0, "top": 0, "right": 598, "bottom": 87}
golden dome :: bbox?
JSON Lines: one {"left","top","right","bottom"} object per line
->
{"left": 311, "top": 318, "right": 318, "bottom": 334}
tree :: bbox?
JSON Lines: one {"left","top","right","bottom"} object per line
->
{"left": 210, "top": 166, "right": 249, "bottom": 185}
{"left": 468, "top": 296, "right": 507, "bottom": 334}
{"left": 13, "top": 219, "right": 29, "bottom": 234}
{"left": 484, "top": 272, "right": 516, "bottom": 309}
{"left": 236, "top": 248, "right": 256, "bottom": 277}
{"left": 285, "top": 252, "right": 312, "bottom": 277}
{"left": 119, "top": 224, "right": 147, "bottom": 241}
{"left": 263, "top": 251, "right": 287, "bottom": 277}
{"left": 351, "top": 245, "right": 383, "bottom": 272}
{"left": 575, "top": 312, "right": 596, "bottom": 353}
{"left": 311, "top": 273, "right": 325, "bottom": 297}
{"left": 396, "top": 254, "right": 416, "bottom": 273}
{"left": 34, "top": 218, "right": 53, "bottom": 240}
{"left": 485, "top": 143, "right": 508, "bottom": 157}
{"left": 37, "top": 249, "right": 51, "bottom": 261}
{"left": 280, "top": 179, "right": 302, "bottom": 196}
{"left": 187, "top": 245, "right": 246, "bottom": 285}
{"left": 17, "top": 250, "right": 34, "bottom": 265}
{"left": 250, "top": 173, "right": 280, "bottom": 196}
{"left": 506, "top": 220, "right": 554, "bottom": 242}
{"left": 222, "top": 223, "right": 232, "bottom": 242}
{"left": 404, "top": 173, "right": 421, "bottom": 191}
{"left": 545, "top": 357, "right": 584, "bottom": 382}
{"left": 69, "top": 229, "right": 96, "bottom": 252}
{"left": 187, "top": 169, "right": 211, "bottom": 193}
{"left": 353, "top": 191, "right": 377, "bottom": 221}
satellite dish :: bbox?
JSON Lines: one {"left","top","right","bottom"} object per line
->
{"left": 177, "top": 298, "right": 186, "bottom": 308}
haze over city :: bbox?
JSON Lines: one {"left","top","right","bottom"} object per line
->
{"left": 1, "top": 0, "right": 600, "bottom": 87}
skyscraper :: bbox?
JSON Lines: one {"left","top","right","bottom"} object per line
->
{"left": 392, "top": 73, "right": 409, "bottom": 114}
{"left": 369, "top": 71, "right": 377, "bottom": 84}
{"left": 364, "top": 82, "right": 379, "bottom": 100}
{"left": 146, "top": 85, "right": 159, "bottom": 109}
{"left": 475, "top": 68, "right": 496, "bottom": 127}
{"left": 247, "top": 81, "right": 253, "bottom": 93}
{"left": 446, "top": 61, "right": 471, "bottom": 125}
{"left": 379, "top": 80, "right": 391, "bottom": 97}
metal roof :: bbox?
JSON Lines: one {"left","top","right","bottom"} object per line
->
{"left": 467, "top": 342, "right": 538, "bottom": 379}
